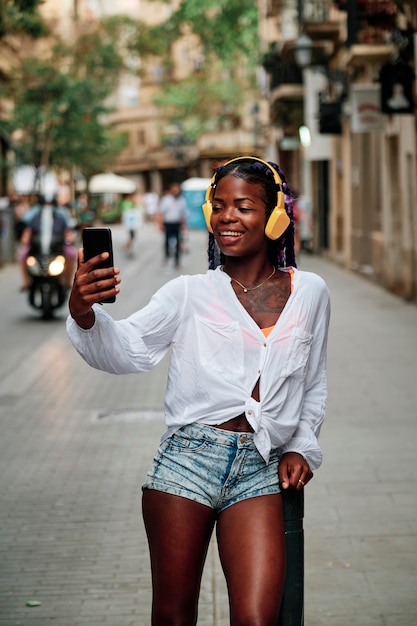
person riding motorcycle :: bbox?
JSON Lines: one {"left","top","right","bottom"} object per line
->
{"left": 18, "top": 195, "right": 76, "bottom": 291}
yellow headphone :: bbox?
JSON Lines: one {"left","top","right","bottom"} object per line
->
{"left": 202, "top": 156, "right": 290, "bottom": 240}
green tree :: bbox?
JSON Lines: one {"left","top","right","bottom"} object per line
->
{"left": 0, "top": 0, "right": 47, "bottom": 40}
{"left": 101, "top": 13, "right": 169, "bottom": 60}
{"left": 165, "top": 0, "right": 259, "bottom": 60}
{"left": 6, "top": 23, "right": 128, "bottom": 179}
{"left": 144, "top": 0, "right": 260, "bottom": 137}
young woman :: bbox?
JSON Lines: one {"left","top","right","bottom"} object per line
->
{"left": 67, "top": 157, "right": 330, "bottom": 626}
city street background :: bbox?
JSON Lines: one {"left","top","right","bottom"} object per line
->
{"left": 0, "top": 223, "right": 416, "bottom": 625}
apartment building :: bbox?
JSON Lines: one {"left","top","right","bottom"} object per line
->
{"left": 258, "top": 0, "right": 417, "bottom": 301}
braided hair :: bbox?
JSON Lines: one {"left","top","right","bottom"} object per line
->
{"left": 207, "top": 158, "right": 296, "bottom": 269}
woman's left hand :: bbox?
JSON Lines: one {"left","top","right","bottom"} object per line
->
{"left": 278, "top": 452, "right": 313, "bottom": 490}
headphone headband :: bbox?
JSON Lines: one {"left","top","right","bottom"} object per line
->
{"left": 205, "top": 156, "right": 283, "bottom": 201}
{"left": 218, "top": 156, "right": 283, "bottom": 187}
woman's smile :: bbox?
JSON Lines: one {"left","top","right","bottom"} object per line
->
{"left": 211, "top": 175, "right": 267, "bottom": 255}
{"left": 218, "top": 229, "right": 244, "bottom": 239}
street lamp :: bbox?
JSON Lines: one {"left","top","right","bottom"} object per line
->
{"left": 164, "top": 122, "right": 193, "bottom": 181}
{"left": 294, "top": 32, "right": 313, "bottom": 68}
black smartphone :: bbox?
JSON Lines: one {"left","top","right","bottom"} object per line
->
{"left": 82, "top": 227, "right": 116, "bottom": 303}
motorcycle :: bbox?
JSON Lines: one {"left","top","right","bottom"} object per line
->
{"left": 24, "top": 203, "right": 71, "bottom": 319}
{"left": 26, "top": 247, "right": 68, "bottom": 319}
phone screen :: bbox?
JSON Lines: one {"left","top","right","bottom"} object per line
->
{"left": 82, "top": 227, "right": 116, "bottom": 302}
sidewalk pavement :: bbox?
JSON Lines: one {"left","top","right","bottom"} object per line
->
{"left": 0, "top": 223, "right": 416, "bottom": 625}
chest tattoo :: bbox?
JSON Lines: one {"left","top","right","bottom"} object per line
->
{"left": 233, "top": 276, "right": 291, "bottom": 326}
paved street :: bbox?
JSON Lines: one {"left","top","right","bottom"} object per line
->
{"left": 0, "top": 222, "right": 416, "bottom": 625}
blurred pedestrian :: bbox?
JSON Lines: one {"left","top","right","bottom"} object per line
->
{"left": 73, "top": 192, "right": 94, "bottom": 231}
{"left": 158, "top": 182, "right": 187, "bottom": 268}
{"left": 67, "top": 156, "right": 330, "bottom": 625}
{"left": 121, "top": 193, "right": 143, "bottom": 257}
{"left": 12, "top": 194, "right": 31, "bottom": 241}
{"left": 143, "top": 190, "right": 159, "bottom": 223}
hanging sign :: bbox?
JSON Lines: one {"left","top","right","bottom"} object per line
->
{"left": 379, "top": 61, "right": 414, "bottom": 115}
{"left": 351, "top": 84, "right": 383, "bottom": 132}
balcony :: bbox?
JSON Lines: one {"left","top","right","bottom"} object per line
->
{"left": 262, "top": 53, "right": 304, "bottom": 129}
{"left": 263, "top": 47, "right": 303, "bottom": 89}
{"left": 346, "top": 43, "right": 396, "bottom": 68}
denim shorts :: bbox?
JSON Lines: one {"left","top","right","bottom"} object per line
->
{"left": 142, "top": 423, "right": 282, "bottom": 513}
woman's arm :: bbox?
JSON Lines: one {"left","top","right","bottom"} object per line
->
{"left": 67, "top": 269, "right": 186, "bottom": 375}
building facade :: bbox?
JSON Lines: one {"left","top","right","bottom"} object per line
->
{"left": 258, "top": 0, "right": 417, "bottom": 301}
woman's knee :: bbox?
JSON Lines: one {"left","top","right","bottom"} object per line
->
{"left": 151, "top": 600, "right": 198, "bottom": 626}
{"left": 229, "top": 607, "right": 280, "bottom": 626}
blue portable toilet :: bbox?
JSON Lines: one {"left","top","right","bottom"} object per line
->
{"left": 181, "top": 177, "right": 211, "bottom": 230}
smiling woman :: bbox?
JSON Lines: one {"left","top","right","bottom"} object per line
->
{"left": 67, "top": 155, "right": 330, "bottom": 625}
{"left": 204, "top": 157, "right": 299, "bottom": 341}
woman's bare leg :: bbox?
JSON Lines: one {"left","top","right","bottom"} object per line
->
{"left": 216, "top": 494, "right": 286, "bottom": 626}
{"left": 142, "top": 489, "right": 217, "bottom": 626}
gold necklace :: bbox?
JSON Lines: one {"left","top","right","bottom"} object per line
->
{"left": 221, "top": 266, "right": 276, "bottom": 293}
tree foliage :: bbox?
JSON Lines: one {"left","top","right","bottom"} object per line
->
{"left": 154, "top": 69, "right": 243, "bottom": 141}
{"left": 93, "top": 2, "right": 260, "bottom": 139}
{"left": 101, "top": 14, "right": 169, "bottom": 59}
{"left": 142, "top": 0, "right": 260, "bottom": 136}
{"left": 0, "top": 0, "right": 47, "bottom": 40}
{"left": 5, "top": 23, "right": 128, "bottom": 178}
{"left": 165, "top": 0, "right": 259, "bottom": 62}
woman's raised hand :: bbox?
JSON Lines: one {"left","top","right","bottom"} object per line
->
{"left": 69, "top": 248, "right": 120, "bottom": 328}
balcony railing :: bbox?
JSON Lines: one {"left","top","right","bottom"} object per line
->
{"left": 263, "top": 54, "right": 303, "bottom": 91}
{"left": 269, "top": 0, "right": 333, "bottom": 21}
{"left": 302, "top": 0, "right": 333, "bottom": 22}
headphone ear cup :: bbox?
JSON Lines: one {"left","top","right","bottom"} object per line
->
{"left": 265, "top": 208, "right": 290, "bottom": 240}
{"left": 202, "top": 200, "right": 213, "bottom": 233}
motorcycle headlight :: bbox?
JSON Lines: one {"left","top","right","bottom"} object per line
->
{"left": 48, "top": 255, "right": 66, "bottom": 276}
{"left": 26, "top": 255, "right": 41, "bottom": 275}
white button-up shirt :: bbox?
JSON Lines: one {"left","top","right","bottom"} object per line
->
{"left": 67, "top": 266, "right": 330, "bottom": 469}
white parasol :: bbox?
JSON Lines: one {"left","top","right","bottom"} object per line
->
{"left": 88, "top": 173, "right": 136, "bottom": 194}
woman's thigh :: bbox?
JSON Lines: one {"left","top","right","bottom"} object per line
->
{"left": 216, "top": 493, "right": 286, "bottom": 626}
{"left": 142, "top": 489, "right": 216, "bottom": 624}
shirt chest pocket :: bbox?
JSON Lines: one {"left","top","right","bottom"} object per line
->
{"left": 275, "top": 329, "right": 313, "bottom": 379}
{"left": 194, "top": 315, "right": 244, "bottom": 378}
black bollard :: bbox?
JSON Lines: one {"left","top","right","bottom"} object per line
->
{"left": 277, "top": 488, "right": 304, "bottom": 626}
